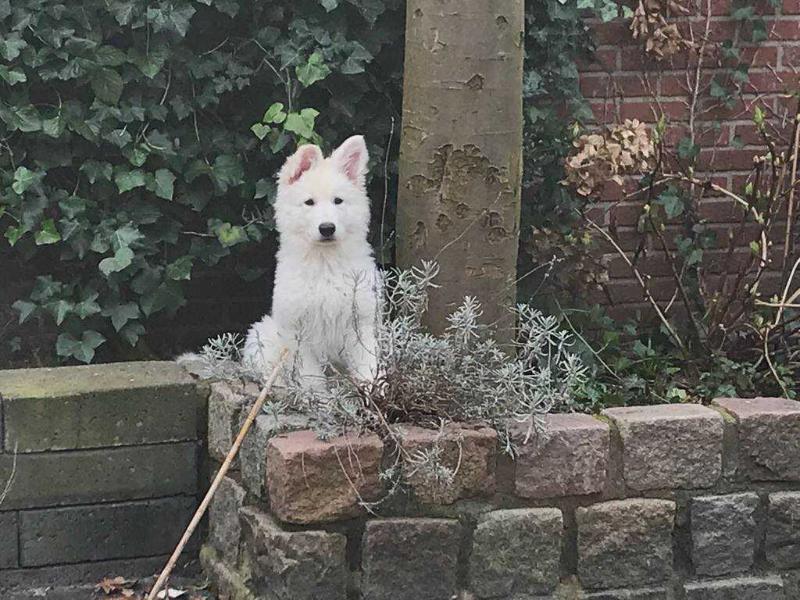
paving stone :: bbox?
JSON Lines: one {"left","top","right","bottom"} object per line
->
{"left": 603, "top": 404, "right": 723, "bottom": 491}
{"left": 239, "top": 412, "right": 309, "bottom": 498}
{"left": 238, "top": 506, "right": 346, "bottom": 600}
{"left": 766, "top": 491, "right": 800, "bottom": 569}
{"left": 200, "top": 545, "right": 255, "bottom": 600}
{"left": 19, "top": 497, "right": 195, "bottom": 567}
{"left": 0, "top": 511, "right": 19, "bottom": 568}
{"left": 691, "top": 492, "right": 759, "bottom": 576}
{"left": 577, "top": 498, "right": 675, "bottom": 590}
{"left": 362, "top": 518, "right": 460, "bottom": 600}
{"left": 0, "top": 442, "right": 197, "bottom": 510}
{"left": 684, "top": 575, "right": 784, "bottom": 599}
{"left": 783, "top": 570, "right": 800, "bottom": 599}
{"left": 266, "top": 429, "right": 383, "bottom": 524}
{"left": 513, "top": 414, "right": 609, "bottom": 499}
{"left": 469, "top": 508, "right": 563, "bottom": 597}
{"left": 398, "top": 422, "right": 496, "bottom": 504}
{"left": 584, "top": 588, "right": 668, "bottom": 599}
{"left": 208, "top": 383, "right": 249, "bottom": 465}
{"left": 713, "top": 397, "right": 800, "bottom": 481}
{"left": 0, "top": 361, "right": 203, "bottom": 452}
{"left": 208, "top": 476, "right": 246, "bottom": 564}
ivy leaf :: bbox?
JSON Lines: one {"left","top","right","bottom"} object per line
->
{"left": 4, "top": 225, "right": 22, "bottom": 246}
{"left": 115, "top": 169, "right": 147, "bottom": 193}
{"left": 95, "top": 45, "right": 128, "bottom": 67}
{"left": 45, "top": 299, "right": 73, "bottom": 325}
{"left": 254, "top": 178, "right": 275, "bottom": 200}
{"left": 284, "top": 108, "right": 319, "bottom": 140}
{"left": 102, "top": 301, "right": 141, "bottom": 331}
{"left": 74, "top": 293, "right": 102, "bottom": 319}
{"left": 12, "top": 300, "right": 36, "bottom": 324}
{"left": 213, "top": 221, "right": 247, "bottom": 247}
{"left": 154, "top": 168, "right": 176, "bottom": 200}
{"left": 211, "top": 155, "right": 244, "bottom": 191}
{"left": 91, "top": 68, "right": 124, "bottom": 105}
{"left": 80, "top": 161, "right": 113, "bottom": 184}
{"left": 166, "top": 255, "right": 193, "bottom": 280}
{"left": 296, "top": 52, "right": 331, "bottom": 88}
{"left": 320, "top": 0, "right": 339, "bottom": 11}
{"left": 35, "top": 219, "right": 61, "bottom": 245}
{"left": 657, "top": 188, "right": 683, "bottom": 219}
{"left": 0, "top": 32, "right": 27, "bottom": 60}
{"left": 0, "top": 66, "right": 26, "bottom": 85}
{"left": 140, "top": 281, "right": 186, "bottom": 316}
{"left": 119, "top": 321, "right": 145, "bottom": 346}
{"left": 677, "top": 137, "right": 700, "bottom": 161}
{"left": 109, "top": 0, "right": 135, "bottom": 25}
{"left": 56, "top": 330, "right": 106, "bottom": 363}
{"left": 12, "top": 166, "right": 42, "bottom": 194}
{"left": 262, "top": 102, "right": 286, "bottom": 124}
{"left": 99, "top": 246, "right": 135, "bottom": 275}
{"left": 251, "top": 123, "right": 270, "bottom": 140}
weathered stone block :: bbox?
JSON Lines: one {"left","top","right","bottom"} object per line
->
{"left": 362, "top": 518, "right": 460, "bottom": 600}
{"left": 0, "top": 362, "right": 204, "bottom": 453}
{"left": 239, "top": 412, "right": 309, "bottom": 498}
{"left": 209, "top": 476, "right": 246, "bottom": 563}
{"left": 691, "top": 492, "right": 759, "bottom": 576}
{"left": 208, "top": 383, "right": 249, "bottom": 464}
{"left": 713, "top": 397, "right": 800, "bottom": 481}
{"left": 783, "top": 570, "right": 800, "bottom": 599}
{"left": 239, "top": 506, "right": 346, "bottom": 600}
{"left": 0, "top": 442, "right": 197, "bottom": 509}
{"left": 684, "top": 575, "right": 784, "bottom": 599}
{"left": 398, "top": 423, "right": 496, "bottom": 504}
{"left": 602, "top": 404, "right": 723, "bottom": 491}
{"left": 200, "top": 545, "right": 255, "bottom": 600}
{"left": 577, "top": 499, "right": 675, "bottom": 590}
{"left": 766, "top": 491, "right": 800, "bottom": 569}
{"left": 0, "top": 512, "right": 19, "bottom": 568}
{"left": 266, "top": 430, "right": 383, "bottom": 524}
{"left": 469, "top": 508, "right": 563, "bottom": 597}
{"left": 584, "top": 588, "right": 668, "bottom": 600}
{"left": 513, "top": 414, "right": 609, "bottom": 499}
{"left": 19, "top": 497, "right": 195, "bottom": 566}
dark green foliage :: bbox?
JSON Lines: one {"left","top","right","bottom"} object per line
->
{"left": 0, "top": 0, "right": 403, "bottom": 362}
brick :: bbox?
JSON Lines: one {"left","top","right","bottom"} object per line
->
{"left": 584, "top": 588, "right": 668, "bottom": 599}
{"left": 209, "top": 476, "right": 246, "bottom": 564}
{"left": 0, "top": 512, "right": 18, "bottom": 568}
{"left": 0, "top": 361, "right": 203, "bottom": 452}
{"left": 362, "top": 518, "right": 460, "bottom": 600}
{"left": 684, "top": 575, "right": 784, "bottom": 599}
{"left": 577, "top": 499, "right": 675, "bottom": 590}
{"left": 199, "top": 545, "right": 255, "bottom": 600}
{"left": 713, "top": 397, "right": 800, "bottom": 480}
{"left": 239, "top": 506, "right": 347, "bottom": 600}
{"left": 691, "top": 493, "right": 759, "bottom": 576}
{"left": 398, "top": 422, "right": 496, "bottom": 504}
{"left": 602, "top": 404, "right": 723, "bottom": 491}
{"left": 239, "top": 412, "right": 309, "bottom": 498}
{"left": 19, "top": 497, "right": 195, "bottom": 567}
{"left": 208, "top": 382, "right": 249, "bottom": 464}
{"left": 0, "top": 442, "right": 196, "bottom": 510}
{"left": 766, "top": 491, "right": 800, "bottom": 569}
{"left": 266, "top": 430, "right": 383, "bottom": 524}
{"left": 469, "top": 508, "right": 563, "bottom": 597}
{"left": 513, "top": 414, "right": 609, "bottom": 499}
{"left": 0, "top": 555, "right": 170, "bottom": 592}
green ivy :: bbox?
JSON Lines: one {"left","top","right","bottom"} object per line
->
{"left": 0, "top": 0, "right": 403, "bottom": 362}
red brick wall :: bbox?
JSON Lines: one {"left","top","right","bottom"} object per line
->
{"left": 577, "top": 1, "right": 800, "bottom": 319}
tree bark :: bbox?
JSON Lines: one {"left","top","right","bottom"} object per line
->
{"left": 396, "top": 0, "right": 524, "bottom": 340}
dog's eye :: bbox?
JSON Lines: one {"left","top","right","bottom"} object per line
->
{"left": 334, "top": 197, "right": 343, "bottom": 205}
{"left": 304, "top": 199, "right": 314, "bottom": 206}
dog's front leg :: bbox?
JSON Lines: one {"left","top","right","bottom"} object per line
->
{"left": 345, "top": 328, "right": 379, "bottom": 383}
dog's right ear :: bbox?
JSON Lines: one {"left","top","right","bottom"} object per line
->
{"left": 278, "top": 144, "right": 323, "bottom": 186}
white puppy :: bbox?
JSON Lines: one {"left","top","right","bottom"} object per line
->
{"left": 242, "top": 135, "right": 380, "bottom": 389}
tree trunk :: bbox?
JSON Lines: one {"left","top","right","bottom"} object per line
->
{"left": 396, "top": 0, "right": 524, "bottom": 340}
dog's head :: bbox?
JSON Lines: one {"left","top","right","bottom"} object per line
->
{"left": 274, "top": 135, "right": 370, "bottom": 249}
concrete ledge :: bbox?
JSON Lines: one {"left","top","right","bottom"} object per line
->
{"left": 0, "top": 361, "right": 205, "bottom": 452}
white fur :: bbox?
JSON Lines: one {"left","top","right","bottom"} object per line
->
{"left": 242, "top": 135, "right": 380, "bottom": 388}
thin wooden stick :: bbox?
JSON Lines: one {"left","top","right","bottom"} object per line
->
{"left": 146, "top": 348, "right": 289, "bottom": 600}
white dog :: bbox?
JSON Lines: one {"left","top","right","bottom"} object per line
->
{"left": 242, "top": 135, "right": 380, "bottom": 389}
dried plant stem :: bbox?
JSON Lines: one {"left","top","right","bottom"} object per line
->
{"left": 146, "top": 349, "right": 289, "bottom": 600}
{"left": 0, "top": 442, "right": 18, "bottom": 507}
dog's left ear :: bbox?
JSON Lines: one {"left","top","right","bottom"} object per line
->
{"left": 331, "top": 135, "right": 369, "bottom": 188}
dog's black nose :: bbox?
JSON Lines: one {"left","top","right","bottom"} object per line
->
{"left": 318, "top": 222, "right": 336, "bottom": 238}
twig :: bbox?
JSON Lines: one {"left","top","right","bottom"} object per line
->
{"left": 0, "top": 441, "right": 18, "bottom": 507}
{"left": 146, "top": 348, "right": 289, "bottom": 600}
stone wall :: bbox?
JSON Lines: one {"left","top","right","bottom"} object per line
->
{"left": 0, "top": 362, "right": 208, "bottom": 593}
{"left": 203, "top": 384, "right": 800, "bottom": 600}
